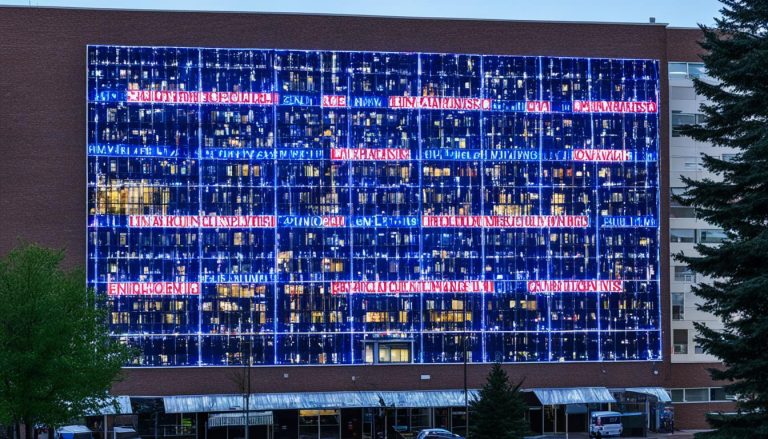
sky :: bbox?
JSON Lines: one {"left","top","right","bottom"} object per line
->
{"left": 0, "top": 0, "right": 722, "bottom": 27}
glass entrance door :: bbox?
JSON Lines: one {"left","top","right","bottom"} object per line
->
{"left": 298, "top": 410, "right": 340, "bottom": 439}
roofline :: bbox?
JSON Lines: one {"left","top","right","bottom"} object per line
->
{"left": 667, "top": 25, "right": 705, "bottom": 30}
{"left": 0, "top": 4, "right": 671, "bottom": 26}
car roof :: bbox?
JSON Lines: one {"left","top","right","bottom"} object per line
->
{"left": 591, "top": 411, "right": 622, "bottom": 416}
{"left": 112, "top": 427, "right": 136, "bottom": 433}
{"left": 421, "top": 429, "right": 452, "bottom": 433}
{"left": 56, "top": 426, "right": 92, "bottom": 433}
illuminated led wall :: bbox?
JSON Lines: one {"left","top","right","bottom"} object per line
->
{"left": 87, "top": 46, "right": 661, "bottom": 366}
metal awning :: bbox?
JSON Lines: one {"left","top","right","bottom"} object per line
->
{"left": 86, "top": 396, "right": 133, "bottom": 415}
{"left": 207, "top": 412, "right": 273, "bottom": 428}
{"left": 625, "top": 387, "right": 672, "bottom": 402}
{"left": 163, "top": 390, "right": 479, "bottom": 413}
{"left": 529, "top": 387, "right": 616, "bottom": 406}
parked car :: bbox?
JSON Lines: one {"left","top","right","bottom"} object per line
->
{"left": 589, "top": 411, "right": 623, "bottom": 438}
{"left": 54, "top": 426, "right": 93, "bottom": 439}
{"left": 416, "top": 428, "right": 464, "bottom": 439}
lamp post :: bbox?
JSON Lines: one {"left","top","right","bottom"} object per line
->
{"left": 244, "top": 340, "right": 252, "bottom": 439}
{"left": 463, "top": 301, "right": 469, "bottom": 439}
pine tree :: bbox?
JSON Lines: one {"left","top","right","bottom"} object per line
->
{"left": 468, "top": 363, "right": 529, "bottom": 439}
{"left": 675, "top": 1, "right": 768, "bottom": 437}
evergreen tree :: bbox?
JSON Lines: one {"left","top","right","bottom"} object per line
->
{"left": 676, "top": 1, "right": 768, "bottom": 437}
{"left": 468, "top": 363, "right": 529, "bottom": 439}
{"left": 0, "top": 244, "right": 133, "bottom": 439}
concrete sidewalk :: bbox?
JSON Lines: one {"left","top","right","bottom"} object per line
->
{"left": 526, "top": 431, "right": 710, "bottom": 439}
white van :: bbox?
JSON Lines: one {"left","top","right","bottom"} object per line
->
{"left": 589, "top": 411, "right": 623, "bottom": 438}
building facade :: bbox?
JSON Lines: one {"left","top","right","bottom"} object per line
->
{"left": 667, "top": 59, "right": 734, "bottom": 405}
{"left": 0, "top": 7, "right": 735, "bottom": 435}
{"left": 88, "top": 46, "right": 661, "bottom": 367}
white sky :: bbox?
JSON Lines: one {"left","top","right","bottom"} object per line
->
{"left": 0, "top": 0, "right": 721, "bottom": 27}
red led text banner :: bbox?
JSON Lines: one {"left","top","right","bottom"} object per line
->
{"left": 572, "top": 149, "right": 631, "bottom": 162}
{"left": 321, "top": 95, "right": 348, "bottom": 107}
{"left": 527, "top": 280, "right": 623, "bottom": 293}
{"left": 330, "top": 148, "right": 411, "bottom": 161}
{"left": 107, "top": 282, "right": 201, "bottom": 296}
{"left": 126, "top": 90, "right": 277, "bottom": 105}
{"left": 573, "top": 100, "right": 658, "bottom": 113}
{"left": 128, "top": 215, "right": 276, "bottom": 228}
{"left": 388, "top": 96, "right": 492, "bottom": 110}
{"left": 526, "top": 101, "right": 552, "bottom": 112}
{"left": 123, "top": 90, "right": 657, "bottom": 114}
{"left": 331, "top": 280, "right": 494, "bottom": 295}
{"left": 422, "top": 215, "right": 589, "bottom": 228}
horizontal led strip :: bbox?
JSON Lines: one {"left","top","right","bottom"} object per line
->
{"left": 105, "top": 280, "right": 623, "bottom": 296}
{"left": 110, "top": 215, "right": 603, "bottom": 228}
{"left": 280, "top": 216, "right": 346, "bottom": 227}
{"left": 572, "top": 149, "right": 630, "bottom": 161}
{"left": 121, "top": 90, "right": 658, "bottom": 113}
{"left": 422, "top": 215, "right": 589, "bottom": 228}
{"left": 128, "top": 215, "right": 276, "bottom": 228}
{"left": 107, "top": 282, "right": 201, "bottom": 296}
{"left": 330, "top": 148, "right": 411, "bottom": 160}
{"left": 331, "top": 280, "right": 495, "bottom": 295}
{"left": 126, "top": 90, "right": 277, "bottom": 104}
{"left": 573, "top": 100, "right": 658, "bottom": 113}
{"left": 388, "top": 96, "right": 492, "bottom": 110}
{"left": 527, "top": 280, "right": 623, "bottom": 293}
{"left": 87, "top": 144, "right": 644, "bottom": 162}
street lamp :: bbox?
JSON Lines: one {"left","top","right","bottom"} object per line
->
{"left": 243, "top": 339, "right": 252, "bottom": 439}
{"left": 463, "top": 299, "right": 469, "bottom": 439}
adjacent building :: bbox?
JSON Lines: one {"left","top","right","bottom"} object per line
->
{"left": 0, "top": 7, "right": 736, "bottom": 437}
{"left": 668, "top": 59, "right": 734, "bottom": 406}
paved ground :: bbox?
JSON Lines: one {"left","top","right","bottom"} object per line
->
{"left": 525, "top": 431, "right": 709, "bottom": 439}
{"left": 647, "top": 431, "right": 708, "bottom": 439}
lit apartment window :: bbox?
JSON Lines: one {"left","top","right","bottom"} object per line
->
{"left": 673, "top": 329, "right": 688, "bottom": 354}
{"left": 670, "top": 229, "right": 695, "bottom": 243}
{"left": 699, "top": 229, "right": 727, "bottom": 244}
{"left": 364, "top": 342, "right": 412, "bottom": 364}
{"left": 378, "top": 343, "right": 411, "bottom": 363}
{"left": 671, "top": 293, "right": 684, "bottom": 320}
{"left": 674, "top": 266, "right": 696, "bottom": 282}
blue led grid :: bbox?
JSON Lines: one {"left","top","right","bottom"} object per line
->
{"left": 87, "top": 46, "right": 661, "bottom": 366}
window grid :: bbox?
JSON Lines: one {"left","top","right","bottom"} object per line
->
{"left": 87, "top": 46, "right": 661, "bottom": 366}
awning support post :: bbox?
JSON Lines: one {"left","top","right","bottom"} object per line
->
{"left": 554, "top": 406, "right": 557, "bottom": 434}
